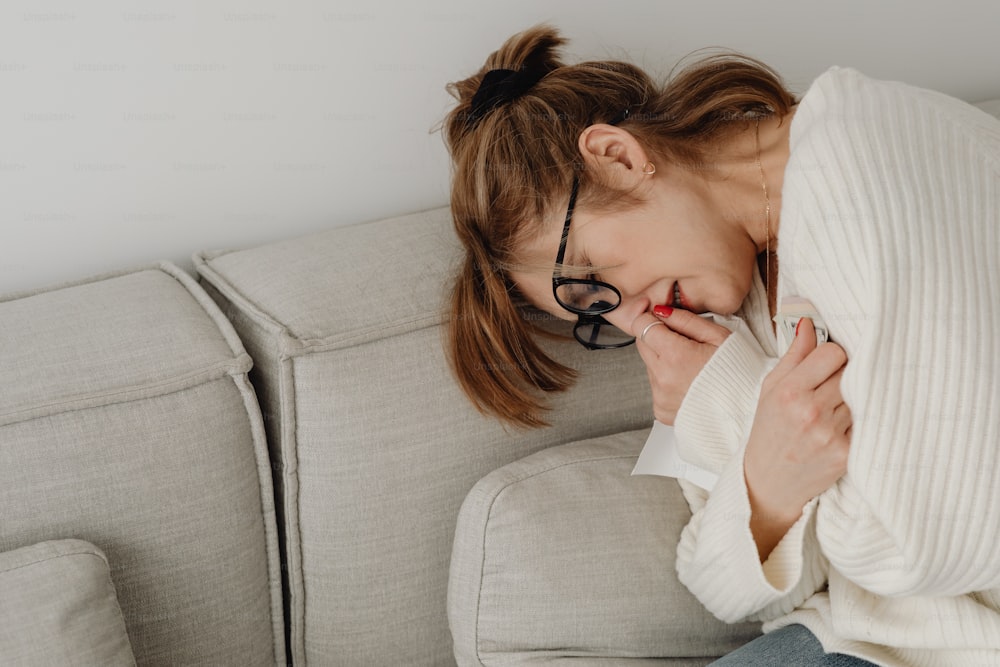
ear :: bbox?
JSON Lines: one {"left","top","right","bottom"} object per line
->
{"left": 578, "top": 124, "right": 651, "bottom": 191}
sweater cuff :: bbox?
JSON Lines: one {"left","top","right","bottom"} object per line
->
{"left": 762, "top": 496, "right": 819, "bottom": 592}
{"left": 710, "top": 447, "right": 810, "bottom": 597}
{"left": 678, "top": 445, "right": 811, "bottom": 621}
{"left": 674, "top": 319, "right": 775, "bottom": 468}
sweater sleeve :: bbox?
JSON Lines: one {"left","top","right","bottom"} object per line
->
{"left": 672, "top": 315, "right": 829, "bottom": 623}
{"left": 675, "top": 447, "right": 829, "bottom": 623}
{"left": 669, "top": 268, "right": 831, "bottom": 621}
{"left": 673, "top": 253, "right": 778, "bottom": 471}
{"left": 785, "top": 67, "right": 1000, "bottom": 597}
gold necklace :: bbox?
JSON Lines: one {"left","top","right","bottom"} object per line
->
{"left": 754, "top": 117, "right": 773, "bottom": 313}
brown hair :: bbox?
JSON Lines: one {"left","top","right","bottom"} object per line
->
{"left": 442, "top": 25, "right": 797, "bottom": 428}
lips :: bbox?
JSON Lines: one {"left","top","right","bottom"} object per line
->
{"left": 659, "top": 282, "right": 687, "bottom": 311}
{"left": 671, "top": 281, "right": 684, "bottom": 309}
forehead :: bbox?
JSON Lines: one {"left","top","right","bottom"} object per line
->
{"left": 514, "top": 195, "right": 607, "bottom": 268}
{"left": 514, "top": 213, "right": 563, "bottom": 266}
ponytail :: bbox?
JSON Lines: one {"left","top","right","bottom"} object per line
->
{"left": 443, "top": 24, "right": 796, "bottom": 427}
{"left": 448, "top": 241, "right": 576, "bottom": 428}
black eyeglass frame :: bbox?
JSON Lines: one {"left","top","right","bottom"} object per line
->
{"left": 551, "top": 176, "right": 636, "bottom": 350}
{"left": 550, "top": 107, "right": 637, "bottom": 350}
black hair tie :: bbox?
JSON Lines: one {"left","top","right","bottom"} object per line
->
{"left": 465, "top": 66, "right": 548, "bottom": 126}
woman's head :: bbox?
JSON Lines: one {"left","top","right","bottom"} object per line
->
{"left": 443, "top": 25, "right": 796, "bottom": 427}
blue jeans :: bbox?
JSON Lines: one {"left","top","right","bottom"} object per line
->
{"left": 709, "top": 624, "right": 878, "bottom": 666}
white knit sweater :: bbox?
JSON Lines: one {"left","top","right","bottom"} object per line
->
{"left": 671, "top": 67, "right": 1000, "bottom": 666}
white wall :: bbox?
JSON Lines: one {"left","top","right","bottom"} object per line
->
{"left": 2, "top": 0, "right": 998, "bottom": 294}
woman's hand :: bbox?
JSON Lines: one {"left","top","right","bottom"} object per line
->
{"left": 631, "top": 307, "right": 732, "bottom": 424}
{"left": 744, "top": 318, "right": 852, "bottom": 561}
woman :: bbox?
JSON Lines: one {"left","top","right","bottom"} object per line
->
{"left": 442, "top": 25, "right": 1000, "bottom": 666}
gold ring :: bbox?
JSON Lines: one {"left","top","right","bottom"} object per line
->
{"left": 639, "top": 320, "right": 666, "bottom": 343}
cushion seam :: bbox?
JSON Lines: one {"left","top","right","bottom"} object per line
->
{"left": 273, "top": 316, "right": 444, "bottom": 354}
{"left": 281, "top": 354, "right": 306, "bottom": 665}
{"left": 491, "top": 453, "right": 639, "bottom": 500}
{"left": 194, "top": 260, "right": 288, "bottom": 338}
{"left": 230, "top": 372, "right": 287, "bottom": 665}
{"left": 0, "top": 355, "right": 251, "bottom": 427}
{"left": 158, "top": 261, "right": 254, "bottom": 362}
{"left": 0, "top": 550, "right": 107, "bottom": 575}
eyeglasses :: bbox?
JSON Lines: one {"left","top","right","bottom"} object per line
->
{"left": 551, "top": 176, "right": 635, "bottom": 350}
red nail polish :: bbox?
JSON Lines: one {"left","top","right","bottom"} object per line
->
{"left": 654, "top": 305, "right": 673, "bottom": 318}
{"left": 795, "top": 318, "right": 804, "bottom": 336}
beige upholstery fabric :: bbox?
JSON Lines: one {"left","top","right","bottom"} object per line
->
{"left": 0, "top": 539, "right": 136, "bottom": 667}
{"left": 195, "top": 207, "right": 654, "bottom": 665}
{"left": 0, "top": 263, "right": 284, "bottom": 666}
{"left": 449, "top": 430, "right": 761, "bottom": 666}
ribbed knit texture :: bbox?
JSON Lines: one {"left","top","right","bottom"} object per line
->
{"left": 673, "top": 67, "right": 1000, "bottom": 666}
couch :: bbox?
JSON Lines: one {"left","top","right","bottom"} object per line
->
{"left": 1, "top": 264, "right": 283, "bottom": 666}
{"left": 4, "top": 99, "right": 996, "bottom": 666}
{"left": 0, "top": 207, "right": 754, "bottom": 666}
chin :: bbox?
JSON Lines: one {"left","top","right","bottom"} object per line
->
{"left": 710, "top": 294, "right": 743, "bottom": 316}
{"left": 700, "top": 283, "right": 748, "bottom": 316}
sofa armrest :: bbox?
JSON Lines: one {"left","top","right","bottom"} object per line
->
{"left": 448, "top": 429, "right": 760, "bottom": 666}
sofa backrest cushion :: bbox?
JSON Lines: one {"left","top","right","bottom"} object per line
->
{"left": 0, "top": 263, "right": 284, "bottom": 666}
{"left": 194, "top": 207, "right": 653, "bottom": 665}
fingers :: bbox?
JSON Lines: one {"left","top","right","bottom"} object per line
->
{"left": 816, "top": 368, "right": 853, "bottom": 435}
{"left": 769, "top": 318, "right": 849, "bottom": 393}
{"left": 631, "top": 308, "right": 726, "bottom": 426}
{"left": 646, "top": 365, "right": 676, "bottom": 425}
{"left": 784, "top": 317, "right": 819, "bottom": 364}
{"left": 832, "top": 401, "right": 853, "bottom": 436}
{"left": 795, "top": 342, "right": 849, "bottom": 390}
{"left": 631, "top": 308, "right": 731, "bottom": 355}
{"left": 654, "top": 307, "right": 731, "bottom": 346}
{"left": 631, "top": 313, "right": 678, "bottom": 360}
{"left": 814, "top": 367, "right": 845, "bottom": 406}
{"left": 765, "top": 317, "right": 818, "bottom": 389}
{"left": 637, "top": 318, "right": 668, "bottom": 345}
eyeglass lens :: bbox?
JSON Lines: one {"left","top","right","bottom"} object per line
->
{"left": 573, "top": 317, "right": 635, "bottom": 348}
{"left": 554, "top": 283, "right": 619, "bottom": 314}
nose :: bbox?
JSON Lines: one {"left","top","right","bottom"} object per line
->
{"left": 602, "top": 295, "right": 651, "bottom": 338}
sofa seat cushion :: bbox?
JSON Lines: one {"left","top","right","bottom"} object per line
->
{"left": 0, "top": 539, "right": 136, "bottom": 666}
{"left": 0, "top": 263, "right": 284, "bottom": 666}
{"left": 449, "top": 429, "right": 761, "bottom": 666}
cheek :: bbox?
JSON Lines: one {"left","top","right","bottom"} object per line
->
{"left": 714, "top": 267, "right": 754, "bottom": 314}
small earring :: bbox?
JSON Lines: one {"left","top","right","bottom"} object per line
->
{"left": 641, "top": 161, "right": 656, "bottom": 175}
